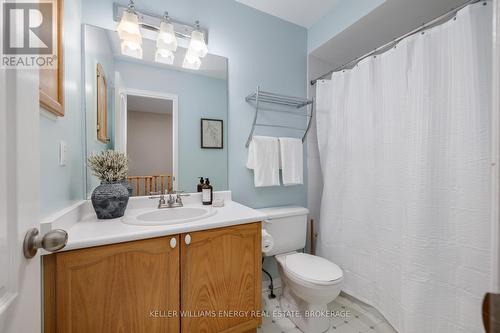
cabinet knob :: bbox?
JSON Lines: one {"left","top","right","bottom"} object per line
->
{"left": 184, "top": 234, "right": 191, "bottom": 245}
{"left": 170, "top": 237, "right": 177, "bottom": 249}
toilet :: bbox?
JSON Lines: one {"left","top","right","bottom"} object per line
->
{"left": 258, "top": 206, "right": 343, "bottom": 333}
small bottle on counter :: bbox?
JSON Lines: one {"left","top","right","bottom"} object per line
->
{"left": 197, "top": 177, "right": 204, "bottom": 192}
{"left": 202, "top": 178, "right": 213, "bottom": 205}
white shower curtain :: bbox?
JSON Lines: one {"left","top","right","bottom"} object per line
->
{"left": 315, "top": 3, "right": 492, "bottom": 333}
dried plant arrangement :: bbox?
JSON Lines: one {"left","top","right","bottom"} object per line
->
{"left": 88, "top": 150, "right": 128, "bottom": 182}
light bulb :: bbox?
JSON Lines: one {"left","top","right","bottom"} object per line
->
{"left": 187, "top": 30, "right": 208, "bottom": 58}
{"left": 155, "top": 48, "right": 174, "bottom": 65}
{"left": 157, "top": 21, "right": 177, "bottom": 52}
{"left": 117, "top": 10, "right": 142, "bottom": 45}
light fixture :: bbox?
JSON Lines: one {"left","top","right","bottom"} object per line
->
{"left": 182, "top": 50, "right": 201, "bottom": 70}
{"left": 117, "top": 0, "right": 143, "bottom": 58}
{"left": 155, "top": 48, "right": 174, "bottom": 65}
{"left": 187, "top": 21, "right": 208, "bottom": 58}
{"left": 156, "top": 12, "right": 177, "bottom": 52}
{"left": 115, "top": 4, "right": 210, "bottom": 65}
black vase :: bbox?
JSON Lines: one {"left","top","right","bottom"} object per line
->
{"left": 120, "top": 179, "right": 133, "bottom": 197}
{"left": 91, "top": 181, "right": 129, "bottom": 219}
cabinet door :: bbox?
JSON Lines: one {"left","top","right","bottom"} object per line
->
{"left": 181, "top": 223, "right": 262, "bottom": 333}
{"left": 55, "top": 236, "right": 180, "bottom": 333}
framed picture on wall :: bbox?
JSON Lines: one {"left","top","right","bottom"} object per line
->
{"left": 201, "top": 118, "right": 223, "bottom": 149}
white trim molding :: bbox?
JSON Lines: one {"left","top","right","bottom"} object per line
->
{"left": 492, "top": 0, "right": 500, "bottom": 292}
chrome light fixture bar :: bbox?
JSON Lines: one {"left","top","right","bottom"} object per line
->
{"left": 113, "top": 3, "right": 209, "bottom": 45}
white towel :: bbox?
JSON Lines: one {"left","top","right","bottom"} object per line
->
{"left": 279, "top": 137, "right": 303, "bottom": 186}
{"left": 246, "top": 136, "right": 280, "bottom": 187}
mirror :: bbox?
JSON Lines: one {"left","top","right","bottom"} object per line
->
{"left": 83, "top": 24, "right": 228, "bottom": 198}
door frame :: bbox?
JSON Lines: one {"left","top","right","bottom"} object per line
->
{"left": 492, "top": 0, "right": 500, "bottom": 292}
{"left": 120, "top": 88, "right": 179, "bottom": 191}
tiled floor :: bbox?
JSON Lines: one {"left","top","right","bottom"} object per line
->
{"left": 257, "top": 292, "right": 397, "bottom": 333}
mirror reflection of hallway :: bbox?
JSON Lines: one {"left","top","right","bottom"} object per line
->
{"left": 127, "top": 95, "right": 174, "bottom": 196}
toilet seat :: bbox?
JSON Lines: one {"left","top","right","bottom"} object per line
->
{"left": 278, "top": 253, "right": 343, "bottom": 286}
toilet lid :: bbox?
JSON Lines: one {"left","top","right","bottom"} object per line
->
{"left": 282, "top": 253, "right": 343, "bottom": 284}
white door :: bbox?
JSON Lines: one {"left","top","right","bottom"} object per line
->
{"left": 493, "top": 0, "right": 500, "bottom": 293}
{"left": 114, "top": 71, "right": 127, "bottom": 153}
{"left": 0, "top": 3, "right": 42, "bottom": 331}
{"left": 0, "top": 68, "right": 42, "bottom": 333}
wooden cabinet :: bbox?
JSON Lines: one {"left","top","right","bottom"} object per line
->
{"left": 43, "top": 223, "right": 261, "bottom": 333}
{"left": 45, "top": 236, "right": 180, "bottom": 333}
{"left": 181, "top": 223, "right": 262, "bottom": 333}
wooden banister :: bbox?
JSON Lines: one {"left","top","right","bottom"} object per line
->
{"left": 126, "top": 174, "right": 173, "bottom": 197}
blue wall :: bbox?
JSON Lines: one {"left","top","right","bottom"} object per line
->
{"left": 40, "top": 0, "right": 85, "bottom": 218}
{"left": 307, "top": 0, "right": 385, "bottom": 53}
{"left": 115, "top": 59, "right": 228, "bottom": 192}
{"left": 81, "top": 0, "right": 308, "bottom": 208}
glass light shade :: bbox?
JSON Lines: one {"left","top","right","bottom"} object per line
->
{"left": 155, "top": 48, "right": 174, "bottom": 65}
{"left": 121, "top": 40, "right": 143, "bottom": 59}
{"left": 156, "top": 21, "right": 177, "bottom": 52}
{"left": 182, "top": 51, "right": 201, "bottom": 70}
{"left": 187, "top": 30, "right": 208, "bottom": 58}
{"left": 117, "top": 10, "right": 142, "bottom": 44}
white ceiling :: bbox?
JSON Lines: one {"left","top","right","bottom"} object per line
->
{"left": 235, "top": 0, "right": 339, "bottom": 28}
{"left": 127, "top": 95, "right": 173, "bottom": 115}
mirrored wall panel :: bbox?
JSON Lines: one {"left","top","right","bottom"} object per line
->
{"left": 83, "top": 24, "right": 228, "bottom": 197}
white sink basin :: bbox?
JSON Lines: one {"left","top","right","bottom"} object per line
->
{"left": 123, "top": 206, "right": 216, "bottom": 226}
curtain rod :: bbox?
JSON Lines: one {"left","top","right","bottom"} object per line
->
{"left": 310, "top": 0, "right": 483, "bottom": 85}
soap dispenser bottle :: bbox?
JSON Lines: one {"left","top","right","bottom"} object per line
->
{"left": 202, "top": 178, "right": 213, "bottom": 205}
{"left": 197, "top": 177, "right": 204, "bottom": 192}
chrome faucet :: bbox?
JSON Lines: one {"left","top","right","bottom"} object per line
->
{"left": 149, "top": 190, "right": 190, "bottom": 209}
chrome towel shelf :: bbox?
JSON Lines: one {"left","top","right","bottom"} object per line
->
{"left": 245, "top": 86, "right": 314, "bottom": 147}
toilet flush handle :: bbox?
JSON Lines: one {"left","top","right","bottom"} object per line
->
{"left": 263, "top": 219, "right": 273, "bottom": 224}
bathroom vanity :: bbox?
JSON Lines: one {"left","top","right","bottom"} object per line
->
{"left": 41, "top": 192, "right": 265, "bottom": 333}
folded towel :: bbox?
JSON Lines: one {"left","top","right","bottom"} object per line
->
{"left": 246, "top": 136, "right": 280, "bottom": 187}
{"left": 279, "top": 137, "right": 303, "bottom": 186}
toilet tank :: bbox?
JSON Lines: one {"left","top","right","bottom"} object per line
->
{"left": 257, "top": 206, "right": 309, "bottom": 257}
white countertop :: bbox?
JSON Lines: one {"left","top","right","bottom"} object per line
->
{"left": 41, "top": 191, "right": 267, "bottom": 253}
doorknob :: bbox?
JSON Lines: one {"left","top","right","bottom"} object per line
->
{"left": 184, "top": 234, "right": 191, "bottom": 245}
{"left": 23, "top": 228, "right": 68, "bottom": 258}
